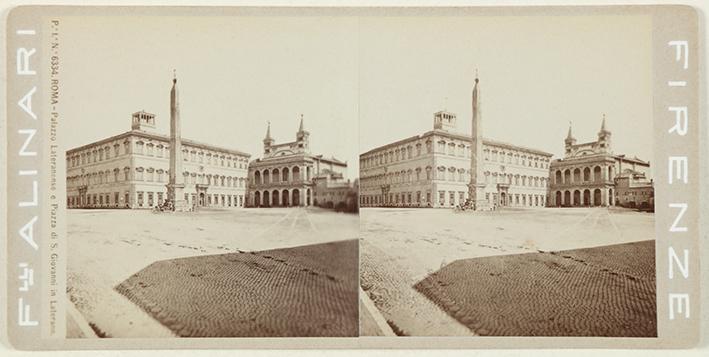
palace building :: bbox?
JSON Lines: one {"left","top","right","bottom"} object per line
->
{"left": 66, "top": 85, "right": 251, "bottom": 209}
{"left": 247, "top": 117, "right": 352, "bottom": 207}
{"left": 548, "top": 117, "right": 652, "bottom": 207}
{"left": 359, "top": 110, "right": 553, "bottom": 208}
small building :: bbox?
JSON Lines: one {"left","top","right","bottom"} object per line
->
{"left": 312, "top": 171, "right": 358, "bottom": 212}
{"left": 246, "top": 117, "right": 350, "bottom": 207}
{"left": 614, "top": 170, "right": 654, "bottom": 209}
{"left": 66, "top": 111, "right": 250, "bottom": 209}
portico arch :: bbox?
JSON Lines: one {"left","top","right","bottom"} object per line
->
{"left": 583, "top": 189, "right": 591, "bottom": 206}
{"left": 292, "top": 189, "right": 301, "bottom": 206}
{"left": 564, "top": 190, "right": 571, "bottom": 207}
{"left": 292, "top": 166, "right": 301, "bottom": 181}
{"left": 282, "top": 167, "right": 289, "bottom": 182}
{"left": 263, "top": 170, "right": 270, "bottom": 184}
{"left": 593, "top": 189, "right": 602, "bottom": 206}
{"left": 573, "top": 190, "right": 581, "bottom": 206}
{"left": 272, "top": 168, "right": 280, "bottom": 182}
{"left": 583, "top": 167, "right": 591, "bottom": 181}
{"left": 564, "top": 169, "right": 571, "bottom": 183}
{"left": 263, "top": 191, "right": 270, "bottom": 207}
{"left": 254, "top": 171, "right": 261, "bottom": 185}
{"left": 555, "top": 170, "right": 562, "bottom": 184}
{"left": 272, "top": 190, "right": 280, "bottom": 206}
{"left": 594, "top": 166, "right": 602, "bottom": 182}
{"left": 556, "top": 191, "right": 562, "bottom": 207}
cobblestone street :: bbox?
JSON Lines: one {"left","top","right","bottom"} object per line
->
{"left": 67, "top": 207, "right": 359, "bottom": 338}
{"left": 359, "top": 207, "right": 655, "bottom": 336}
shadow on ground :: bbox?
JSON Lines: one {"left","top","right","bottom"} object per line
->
{"left": 115, "top": 239, "right": 358, "bottom": 337}
{"left": 414, "top": 240, "right": 657, "bottom": 337}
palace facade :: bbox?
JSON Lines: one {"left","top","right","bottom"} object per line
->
{"left": 247, "top": 117, "right": 352, "bottom": 207}
{"left": 66, "top": 111, "right": 250, "bottom": 209}
{"left": 359, "top": 110, "right": 553, "bottom": 208}
{"left": 548, "top": 117, "right": 652, "bottom": 207}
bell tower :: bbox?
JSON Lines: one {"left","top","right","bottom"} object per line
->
{"left": 564, "top": 122, "right": 576, "bottom": 156}
{"left": 263, "top": 122, "right": 274, "bottom": 155}
{"left": 597, "top": 114, "right": 612, "bottom": 153}
{"left": 296, "top": 114, "right": 310, "bottom": 152}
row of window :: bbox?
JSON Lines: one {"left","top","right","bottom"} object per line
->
{"left": 252, "top": 166, "right": 312, "bottom": 185}
{"left": 361, "top": 139, "right": 550, "bottom": 170}
{"left": 483, "top": 149, "right": 549, "bottom": 169}
{"left": 67, "top": 168, "right": 247, "bottom": 188}
{"left": 67, "top": 191, "right": 244, "bottom": 208}
{"left": 67, "top": 140, "right": 248, "bottom": 169}
{"left": 552, "top": 165, "right": 613, "bottom": 185}
{"left": 360, "top": 168, "right": 548, "bottom": 188}
{"left": 361, "top": 141, "right": 432, "bottom": 168}
{"left": 621, "top": 190, "right": 652, "bottom": 196}
{"left": 360, "top": 191, "right": 547, "bottom": 207}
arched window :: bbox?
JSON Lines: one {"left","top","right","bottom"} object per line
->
{"left": 282, "top": 167, "right": 290, "bottom": 182}
{"left": 135, "top": 167, "right": 144, "bottom": 181}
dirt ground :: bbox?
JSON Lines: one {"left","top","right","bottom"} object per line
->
{"left": 67, "top": 207, "right": 358, "bottom": 338}
{"left": 359, "top": 207, "right": 655, "bottom": 336}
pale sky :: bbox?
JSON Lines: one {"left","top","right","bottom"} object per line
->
{"left": 359, "top": 14, "right": 653, "bottom": 165}
{"left": 60, "top": 15, "right": 360, "bottom": 178}
{"left": 61, "top": 14, "right": 653, "bottom": 178}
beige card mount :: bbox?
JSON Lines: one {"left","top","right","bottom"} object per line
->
{"left": 4, "top": 5, "right": 701, "bottom": 349}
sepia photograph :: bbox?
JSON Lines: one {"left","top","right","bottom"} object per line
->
{"left": 61, "top": 15, "right": 360, "bottom": 338}
{"left": 357, "top": 14, "right": 657, "bottom": 337}
{"left": 3, "top": 2, "right": 704, "bottom": 351}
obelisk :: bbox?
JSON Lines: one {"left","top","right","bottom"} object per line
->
{"left": 166, "top": 71, "right": 187, "bottom": 211}
{"left": 467, "top": 72, "right": 489, "bottom": 210}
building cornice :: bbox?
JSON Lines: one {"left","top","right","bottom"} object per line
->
{"left": 250, "top": 153, "right": 347, "bottom": 168}
{"left": 66, "top": 130, "right": 251, "bottom": 158}
{"left": 551, "top": 153, "right": 650, "bottom": 167}
{"left": 360, "top": 129, "right": 554, "bottom": 158}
